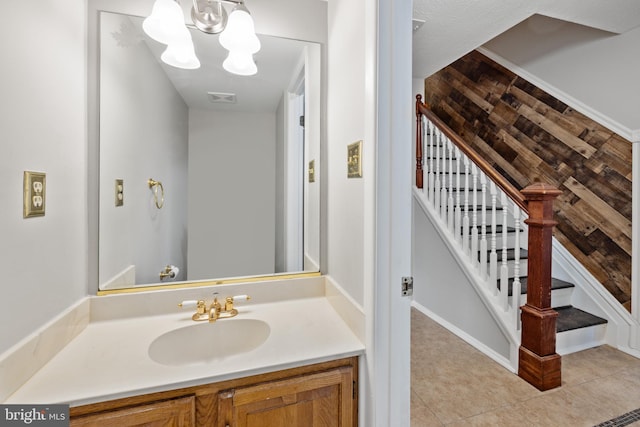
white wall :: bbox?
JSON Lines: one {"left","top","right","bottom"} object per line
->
{"left": 327, "top": 0, "right": 367, "bottom": 306}
{"left": 412, "top": 200, "right": 512, "bottom": 360}
{"left": 246, "top": 0, "right": 327, "bottom": 43}
{"left": 0, "top": 0, "right": 87, "bottom": 354}
{"left": 99, "top": 13, "right": 188, "bottom": 287}
{"left": 187, "top": 109, "right": 276, "bottom": 279}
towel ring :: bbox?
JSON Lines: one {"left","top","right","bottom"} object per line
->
{"left": 148, "top": 178, "right": 165, "bottom": 209}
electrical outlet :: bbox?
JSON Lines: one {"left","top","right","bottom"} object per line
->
{"left": 23, "top": 171, "right": 46, "bottom": 218}
{"left": 115, "top": 179, "right": 124, "bottom": 206}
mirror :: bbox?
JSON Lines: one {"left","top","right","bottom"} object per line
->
{"left": 98, "top": 11, "right": 321, "bottom": 291}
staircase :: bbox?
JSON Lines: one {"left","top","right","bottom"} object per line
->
{"left": 451, "top": 170, "right": 607, "bottom": 352}
{"left": 414, "top": 98, "right": 609, "bottom": 388}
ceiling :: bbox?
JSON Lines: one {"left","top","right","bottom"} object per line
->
{"left": 128, "top": 15, "right": 312, "bottom": 113}
{"left": 411, "top": 0, "right": 640, "bottom": 79}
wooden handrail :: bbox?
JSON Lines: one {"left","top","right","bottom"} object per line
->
{"left": 415, "top": 95, "right": 528, "bottom": 213}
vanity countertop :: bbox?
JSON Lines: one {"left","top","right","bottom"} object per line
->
{"left": 6, "top": 295, "right": 364, "bottom": 407}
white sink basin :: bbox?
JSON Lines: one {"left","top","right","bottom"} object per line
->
{"left": 148, "top": 318, "right": 270, "bottom": 366}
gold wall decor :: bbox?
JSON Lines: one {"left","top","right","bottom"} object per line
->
{"left": 115, "top": 179, "right": 124, "bottom": 207}
{"left": 347, "top": 140, "right": 362, "bottom": 178}
{"left": 23, "top": 171, "right": 46, "bottom": 218}
{"left": 308, "top": 160, "right": 316, "bottom": 183}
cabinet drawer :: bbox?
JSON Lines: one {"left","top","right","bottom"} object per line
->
{"left": 70, "top": 395, "right": 195, "bottom": 427}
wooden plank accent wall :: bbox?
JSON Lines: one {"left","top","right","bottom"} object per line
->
{"left": 423, "top": 50, "right": 633, "bottom": 310}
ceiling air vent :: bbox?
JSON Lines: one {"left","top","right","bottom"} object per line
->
{"left": 207, "top": 92, "right": 237, "bottom": 104}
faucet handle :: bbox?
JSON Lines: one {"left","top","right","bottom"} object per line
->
{"left": 179, "top": 300, "right": 207, "bottom": 321}
{"left": 178, "top": 300, "right": 199, "bottom": 309}
{"left": 224, "top": 294, "right": 251, "bottom": 312}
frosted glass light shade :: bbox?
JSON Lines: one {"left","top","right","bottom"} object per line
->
{"left": 143, "top": 0, "right": 186, "bottom": 45}
{"left": 161, "top": 27, "right": 201, "bottom": 69}
{"left": 218, "top": 4, "right": 260, "bottom": 54}
{"left": 222, "top": 51, "right": 257, "bottom": 76}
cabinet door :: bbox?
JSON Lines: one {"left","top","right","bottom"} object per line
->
{"left": 218, "top": 367, "right": 354, "bottom": 427}
{"left": 70, "top": 395, "right": 195, "bottom": 427}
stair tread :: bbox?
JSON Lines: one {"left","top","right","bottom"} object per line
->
{"left": 446, "top": 204, "right": 505, "bottom": 211}
{"left": 555, "top": 306, "right": 607, "bottom": 332}
{"left": 464, "top": 224, "right": 519, "bottom": 233}
{"left": 441, "top": 189, "right": 510, "bottom": 197}
{"left": 504, "top": 276, "right": 575, "bottom": 296}
{"left": 431, "top": 170, "right": 469, "bottom": 175}
{"left": 478, "top": 248, "right": 527, "bottom": 262}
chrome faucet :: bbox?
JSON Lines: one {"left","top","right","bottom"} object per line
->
{"left": 179, "top": 294, "right": 250, "bottom": 322}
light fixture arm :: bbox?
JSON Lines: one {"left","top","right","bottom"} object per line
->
{"left": 190, "top": 0, "right": 245, "bottom": 34}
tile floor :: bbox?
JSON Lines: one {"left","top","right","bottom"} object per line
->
{"left": 411, "top": 308, "right": 640, "bottom": 426}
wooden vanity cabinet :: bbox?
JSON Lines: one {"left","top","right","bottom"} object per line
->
{"left": 218, "top": 365, "right": 354, "bottom": 427}
{"left": 69, "top": 357, "right": 358, "bottom": 427}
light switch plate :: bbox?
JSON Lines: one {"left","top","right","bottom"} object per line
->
{"left": 23, "top": 171, "right": 46, "bottom": 218}
{"left": 347, "top": 140, "right": 362, "bottom": 178}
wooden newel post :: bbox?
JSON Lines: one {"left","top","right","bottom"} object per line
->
{"left": 518, "top": 182, "right": 563, "bottom": 391}
{"left": 415, "top": 94, "right": 424, "bottom": 189}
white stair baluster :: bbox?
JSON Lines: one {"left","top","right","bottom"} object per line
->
{"left": 440, "top": 135, "right": 448, "bottom": 221}
{"left": 447, "top": 139, "right": 455, "bottom": 233}
{"left": 512, "top": 204, "right": 522, "bottom": 329}
{"left": 462, "top": 157, "right": 470, "bottom": 256}
{"left": 500, "top": 192, "right": 509, "bottom": 311}
{"left": 427, "top": 120, "right": 435, "bottom": 203}
{"left": 434, "top": 129, "right": 441, "bottom": 211}
{"left": 454, "top": 147, "right": 462, "bottom": 242}
{"left": 479, "top": 173, "right": 488, "bottom": 281}
{"left": 489, "top": 182, "right": 498, "bottom": 295}
{"left": 470, "top": 164, "right": 479, "bottom": 268}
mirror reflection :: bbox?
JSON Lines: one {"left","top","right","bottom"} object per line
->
{"left": 98, "top": 11, "right": 321, "bottom": 291}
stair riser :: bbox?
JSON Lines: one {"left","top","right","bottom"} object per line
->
{"left": 433, "top": 188, "right": 511, "bottom": 208}
{"left": 429, "top": 206, "right": 517, "bottom": 231}
{"left": 430, "top": 211, "right": 526, "bottom": 236}
{"left": 456, "top": 232, "right": 522, "bottom": 248}
{"left": 507, "top": 286, "right": 573, "bottom": 307}
{"left": 431, "top": 178, "right": 502, "bottom": 194}
{"left": 556, "top": 324, "right": 607, "bottom": 355}
{"left": 490, "top": 259, "right": 529, "bottom": 278}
